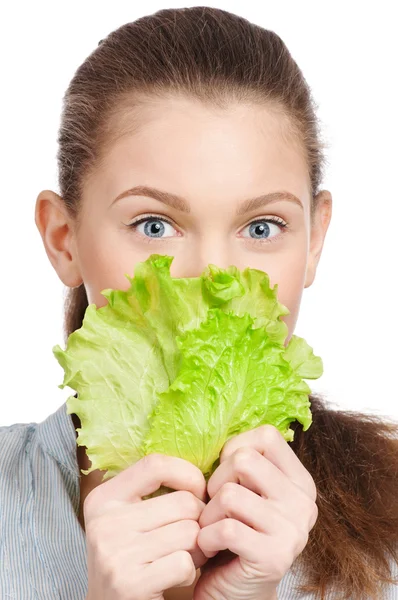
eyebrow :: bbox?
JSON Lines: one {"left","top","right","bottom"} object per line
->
{"left": 111, "top": 185, "right": 303, "bottom": 215}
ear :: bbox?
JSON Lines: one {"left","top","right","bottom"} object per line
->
{"left": 304, "top": 190, "right": 332, "bottom": 288}
{"left": 35, "top": 190, "right": 83, "bottom": 288}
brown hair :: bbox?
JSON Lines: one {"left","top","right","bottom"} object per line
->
{"left": 56, "top": 7, "right": 398, "bottom": 598}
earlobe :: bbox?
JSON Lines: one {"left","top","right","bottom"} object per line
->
{"left": 304, "top": 261, "right": 316, "bottom": 289}
{"left": 304, "top": 190, "right": 332, "bottom": 289}
{"left": 35, "top": 190, "right": 83, "bottom": 288}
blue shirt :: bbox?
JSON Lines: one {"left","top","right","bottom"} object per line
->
{"left": 1, "top": 401, "right": 397, "bottom": 599}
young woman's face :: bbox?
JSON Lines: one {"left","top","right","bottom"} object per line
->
{"left": 37, "top": 95, "right": 332, "bottom": 340}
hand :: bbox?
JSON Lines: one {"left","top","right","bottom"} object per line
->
{"left": 194, "top": 425, "right": 318, "bottom": 600}
{"left": 83, "top": 454, "right": 208, "bottom": 600}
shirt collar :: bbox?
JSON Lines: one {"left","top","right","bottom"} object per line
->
{"left": 36, "top": 400, "right": 80, "bottom": 478}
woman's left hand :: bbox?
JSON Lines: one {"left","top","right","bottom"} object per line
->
{"left": 193, "top": 424, "right": 318, "bottom": 600}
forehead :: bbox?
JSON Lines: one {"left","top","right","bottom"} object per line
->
{"left": 90, "top": 94, "right": 311, "bottom": 208}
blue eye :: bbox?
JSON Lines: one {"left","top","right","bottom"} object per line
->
{"left": 126, "top": 214, "right": 287, "bottom": 242}
{"left": 241, "top": 218, "right": 286, "bottom": 240}
{"left": 128, "top": 216, "right": 177, "bottom": 238}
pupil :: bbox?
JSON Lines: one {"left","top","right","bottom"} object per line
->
{"left": 144, "top": 219, "right": 165, "bottom": 237}
{"left": 249, "top": 221, "right": 270, "bottom": 238}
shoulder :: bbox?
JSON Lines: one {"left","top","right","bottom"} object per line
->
{"left": 0, "top": 419, "right": 37, "bottom": 443}
{"left": 0, "top": 421, "right": 39, "bottom": 542}
{"left": 0, "top": 421, "right": 37, "bottom": 475}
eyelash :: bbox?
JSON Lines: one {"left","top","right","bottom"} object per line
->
{"left": 126, "top": 213, "right": 288, "bottom": 243}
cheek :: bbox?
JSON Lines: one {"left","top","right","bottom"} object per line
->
{"left": 282, "top": 303, "right": 303, "bottom": 344}
{"left": 76, "top": 226, "right": 142, "bottom": 307}
{"left": 264, "top": 248, "right": 307, "bottom": 341}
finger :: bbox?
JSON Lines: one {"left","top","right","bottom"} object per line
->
{"left": 139, "top": 551, "right": 197, "bottom": 593}
{"left": 139, "top": 490, "right": 206, "bottom": 532}
{"left": 219, "top": 425, "right": 317, "bottom": 501}
{"left": 208, "top": 446, "right": 291, "bottom": 501}
{"left": 138, "top": 520, "right": 207, "bottom": 567}
{"left": 84, "top": 454, "right": 207, "bottom": 518}
{"left": 89, "top": 515, "right": 208, "bottom": 570}
{"left": 88, "top": 491, "right": 206, "bottom": 553}
{"left": 207, "top": 448, "right": 317, "bottom": 527}
{"left": 199, "top": 482, "right": 288, "bottom": 536}
{"left": 198, "top": 518, "right": 270, "bottom": 563}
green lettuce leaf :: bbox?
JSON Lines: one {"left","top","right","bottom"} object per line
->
{"left": 143, "top": 309, "right": 321, "bottom": 479}
{"left": 203, "top": 263, "right": 290, "bottom": 343}
{"left": 53, "top": 254, "right": 323, "bottom": 483}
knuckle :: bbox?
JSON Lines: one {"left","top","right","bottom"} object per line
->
{"left": 85, "top": 517, "right": 103, "bottom": 544}
{"left": 296, "top": 526, "right": 309, "bottom": 551}
{"left": 300, "top": 470, "right": 317, "bottom": 502}
{"left": 308, "top": 477, "right": 318, "bottom": 502}
{"left": 309, "top": 502, "right": 319, "bottom": 530}
{"left": 288, "top": 521, "right": 309, "bottom": 555}
{"left": 176, "top": 550, "right": 195, "bottom": 579}
{"left": 141, "top": 452, "right": 166, "bottom": 469}
{"left": 86, "top": 515, "right": 114, "bottom": 544}
{"left": 258, "top": 424, "right": 281, "bottom": 445}
{"left": 232, "top": 447, "right": 256, "bottom": 474}
{"left": 176, "top": 490, "right": 202, "bottom": 515}
{"left": 86, "top": 518, "right": 121, "bottom": 565}
{"left": 83, "top": 488, "right": 99, "bottom": 516}
{"left": 300, "top": 495, "right": 318, "bottom": 529}
{"left": 106, "top": 558, "right": 140, "bottom": 599}
{"left": 95, "top": 537, "right": 116, "bottom": 571}
{"left": 182, "top": 519, "right": 201, "bottom": 539}
{"left": 104, "top": 551, "right": 122, "bottom": 578}
{"left": 221, "top": 518, "right": 238, "bottom": 543}
{"left": 219, "top": 482, "right": 239, "bottom": 509}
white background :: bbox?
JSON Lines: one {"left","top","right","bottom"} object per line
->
{"left": 1, "top": 1, "right": 397, "bottom": 425}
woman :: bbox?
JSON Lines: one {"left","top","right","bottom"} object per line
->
{"left": 1, "top": 6, "right": 397, "bottom": 600}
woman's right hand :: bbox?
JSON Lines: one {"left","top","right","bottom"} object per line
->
{"left": 84, "top": 453, "right": 208, "bottom": 600}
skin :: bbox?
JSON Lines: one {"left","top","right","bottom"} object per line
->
{"left": 35, "top": 94, "right": 332, "bottom": 599}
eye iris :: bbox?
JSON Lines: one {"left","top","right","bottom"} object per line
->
{"left": 144, "top": 219, "right": 165, "bottom": 237}
{"left": 249, "top": 221, "right": 270, "bottom": 238}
